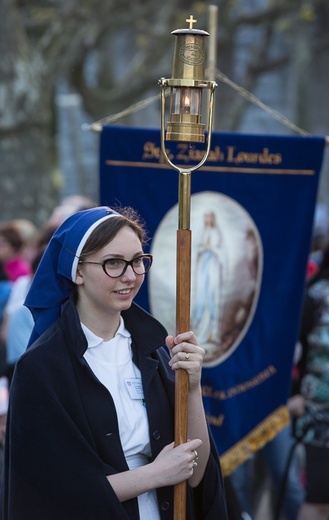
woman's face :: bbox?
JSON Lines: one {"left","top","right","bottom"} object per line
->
{"left": 75, "top": 226, "right": 145, "bottom": 317}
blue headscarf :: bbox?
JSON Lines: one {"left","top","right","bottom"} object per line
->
{"left": 25, "top": 206, "right": 120, "bottom": 345}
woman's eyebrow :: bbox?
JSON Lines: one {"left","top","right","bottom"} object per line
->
{"left": 101, "top": 251, "right": 144, "bottom": 260}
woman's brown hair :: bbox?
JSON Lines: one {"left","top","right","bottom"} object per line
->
{"left": 79, "top": 206, "right": 148, "bottom": 261}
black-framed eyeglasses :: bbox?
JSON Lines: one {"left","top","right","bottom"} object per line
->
{"left": 78, "top": 254, "right": 153, "bottom": 278}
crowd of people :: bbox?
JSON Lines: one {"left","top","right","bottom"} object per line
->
{"left": 229, "top": 210, "right": 329, "bottom": 520}
{"left": 0, "top": 197, "right": 328, "bottom": 519}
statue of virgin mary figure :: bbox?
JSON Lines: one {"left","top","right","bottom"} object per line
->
{"left": 191, "top": 211, "right": 225, "bottom": 352}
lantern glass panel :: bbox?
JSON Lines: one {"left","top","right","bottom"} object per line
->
{"left": 170, "top": 88, "right": 202, "bottom": 117}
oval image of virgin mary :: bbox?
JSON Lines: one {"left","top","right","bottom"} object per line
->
{"left": 149, "top": 191, "right": 263, "bottom": 367}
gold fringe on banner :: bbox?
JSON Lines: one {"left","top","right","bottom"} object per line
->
{"left": 219, "top": 405, "right": 290, "bottom": 476}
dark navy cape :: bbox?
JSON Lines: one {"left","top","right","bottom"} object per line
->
{"left": 1, "top": 296, "right": 228, "bottom": 519}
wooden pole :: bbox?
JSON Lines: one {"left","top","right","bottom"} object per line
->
{"left": 174, "top": 172, "right": 191, "bottom": 520}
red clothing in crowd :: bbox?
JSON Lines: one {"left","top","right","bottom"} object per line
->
{"left": 3, "top": 256, "right": 32, "bottom": 282}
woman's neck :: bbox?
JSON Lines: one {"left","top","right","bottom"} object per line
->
{"left": 76, "top": 301, "right": 121, "bottom": 341}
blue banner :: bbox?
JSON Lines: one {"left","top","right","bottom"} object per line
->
{"left": 99, "top": 125, "right": 325, "bottom": 474}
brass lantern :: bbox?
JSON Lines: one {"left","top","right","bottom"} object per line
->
{"left": 159, "top": 15, "right": 217, "bottom": 144}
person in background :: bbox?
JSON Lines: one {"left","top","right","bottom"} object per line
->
{"left": 0, "top": 223, "right": 58, "bottom": 352}
{"left": 289, "top": 244, "right": 329, "bottom": 520}
{"left": 11, "top": 219, "right": 38, "bottom": 264}
{"left": 230, "top": 424, "right": 304, "bottom": 520}
{"left": 5, "top": 251, "right": 44, "bottom": 385}
{"left": 1, "top": 206, "right": 228, "bottom": 520}
{"left": 0, "top": 224, "right": 32, "bottom": 283}
{"left": 46, "top": 194, "right": 96, "bottom": 228}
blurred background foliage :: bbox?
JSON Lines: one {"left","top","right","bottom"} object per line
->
{"left": 0, "top": 0, "right": 328, "bottom": 225}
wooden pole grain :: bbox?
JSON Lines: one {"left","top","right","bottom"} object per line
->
{"left": 174, "top": 173, "right": 191, "bottom": 520}
{"left": 173, "top": 229, "right": 191, "bottom": 518}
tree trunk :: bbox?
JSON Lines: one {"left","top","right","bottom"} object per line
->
{"left": 0, "top": 124, "right": 58, "bottom": 226}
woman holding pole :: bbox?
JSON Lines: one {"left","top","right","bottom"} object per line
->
{"left": 1, "top": 206, "right": 228, "bottom": 520}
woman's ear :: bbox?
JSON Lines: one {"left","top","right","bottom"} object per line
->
{"left": 75, "top": 267, "right": 84, "bottom": 286}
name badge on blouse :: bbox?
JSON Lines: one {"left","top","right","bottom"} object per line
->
{"left": 125, "top": 378, "right": 144, "bottom": 400}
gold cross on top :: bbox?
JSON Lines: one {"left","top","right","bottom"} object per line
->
{"left": 186, "top": 15, "right": 197, "bottom": 29}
